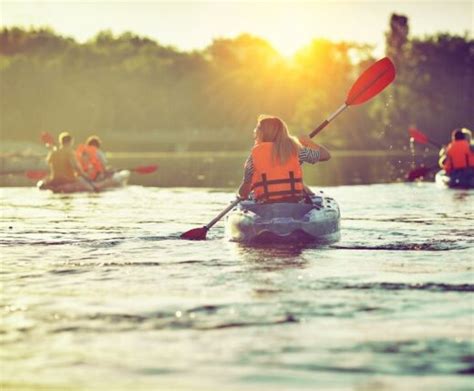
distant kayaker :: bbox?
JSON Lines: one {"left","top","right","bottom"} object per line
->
{"left": 42, "top": 132, "right": 94, "bottom": 190}
{"left": 76, "top": 135, "right": 110, "bottom": 181}
{"left": 439, "top": 128, "right": 474, "bottom": 174}
{"left": 462, "top": 128, "right": 474, "bottom": 152}
{"left": 238, "top": 115, "right": 330, "bottom": 202}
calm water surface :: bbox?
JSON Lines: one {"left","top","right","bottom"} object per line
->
{"left": 1, "top": 184, "right": 473, "bottom": 391}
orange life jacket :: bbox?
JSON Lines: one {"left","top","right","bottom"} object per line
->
{"left": 76, "top": 144, "right": 104, "bottom": 180}
{"left": 443, "top": 140, "right": 473, "bottom": 173}
{"left": 250, "top": 142, "right": 304, "bottom": 202}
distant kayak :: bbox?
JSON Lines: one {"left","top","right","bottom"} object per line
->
{"left": 225, "top": 193, "right": 341, "bottom": 244}
{"left": 37, "top": 170, "right": 130, "bottom": 193}
{"left": 435, "top": 169, "right": 474, "bottom": 189}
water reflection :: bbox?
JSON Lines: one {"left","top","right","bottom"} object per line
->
{"left": 230, "top": 242, "right": 310, "bottom": 269}
{"left": 452, "top": 191, "right": 471, "bottom": 202}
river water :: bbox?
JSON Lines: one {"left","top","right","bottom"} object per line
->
{"left": 1, "top": 183, "right": 473, "bottom": 390}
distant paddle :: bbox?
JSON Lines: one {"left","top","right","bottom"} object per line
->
{"left": 181, "top": 57, "right": 396, "bottom": 240}
{"left": 122, "top": 164, "right": 158, "bottom": 175}
{"left": 406, "top": 165, "right": 438, "bottom": 182}
{"left": 309, "top": 57, "right": 396, "bottom": 138}
{"left": 41, "top": 131, "right": 56, "bottom": 147}
{"left": 408, "top": 127, "right": 442, "bottom": 149}
{"left": 0, "top": 170, "right": 48, "bottom": 180}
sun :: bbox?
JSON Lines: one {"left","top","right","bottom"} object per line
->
{"left": 268, "top": 34, "right": 308, "bottom": 60}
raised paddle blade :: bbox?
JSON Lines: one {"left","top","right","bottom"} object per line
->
{"left": 408, "top": 127, "right": 429, "bottom": 145}
{"left": 26, "top": 170, "right": 48, "bottom": 180}
{"left": 132, "top": 165, "right": 158, "bottom": 174}
{"left": 346, "top": 57, "right": 396, "bottom": 106}
{"left": 180, "top": 226, "right": 209, "bottom": 240}
{"left": 41, "top": 132, "right": 55, "bottom": 146}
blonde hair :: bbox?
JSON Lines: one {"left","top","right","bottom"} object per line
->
{"left": 255, "top": 115, "right": 301, "bottom": 164}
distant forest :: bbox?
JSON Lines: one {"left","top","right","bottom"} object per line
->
{"left": 1, "top": 14, "right": 472, "bottom": 151}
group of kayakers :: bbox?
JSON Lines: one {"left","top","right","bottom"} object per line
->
{"left": 438, "top": 128, "right": 474, "bottom": 175}
{"left": 41, "top": 117, "right": 472, "bottom": 196}
{"left": 41, "top": 132, "right": 111, "bottom": 191}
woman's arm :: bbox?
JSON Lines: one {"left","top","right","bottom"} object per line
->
{"left": 238, "top": 181, "right": 252, "bottom": 199}
{"left": 238, "top": 155, "right": 253, "bottom": 199}
{"left": 299, "top": 135, "right": 331, "bottom": 161}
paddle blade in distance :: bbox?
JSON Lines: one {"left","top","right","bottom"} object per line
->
{"left": 41, "top": 132, "right": 55, "bottom": 146}
{"left": 26, "top": 170, "right": 48, "bottom": 180}
{"left": 133, "top": 165, "right": 158, "bottom": 174}
{"left": 408, "top": 127, "right": 429, "bottom": 145}
{"left": 180, "top": 226, "right": 208, "bottom": 240}
{"left": 407, "top": 166, "right": 432, "bottom": 182}
{"left": 346, "top": 57, "right": 396, "bottom": 106}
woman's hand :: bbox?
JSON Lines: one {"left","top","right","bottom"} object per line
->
{"left": 298, "top": 135, "right": 317, "bottom": 148}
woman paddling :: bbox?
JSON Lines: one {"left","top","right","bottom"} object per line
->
{"left": 238, "top": 115, "right": 330, "bottom": 202}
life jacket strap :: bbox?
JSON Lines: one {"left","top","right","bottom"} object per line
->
{"left": 252, "top": 171, "right": 304, "bottom": 200}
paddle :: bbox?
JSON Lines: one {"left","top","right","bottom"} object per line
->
{"left": 41, "top": 131, "right": 56, "bottom": 147}
{"left": 180, "top": 198, "right": 241, "bottom": 240}
{"left": 116, "top": 164, "right": 159, "bottom": 174}
{"left": 408, "top": 127, "right": 442, "bottom": 149}
{"left": 181, "top": 57, "right": 396, "bottom": 240}
{"left": 406, "top": 165, "right": 438, "bottom": 182}
{"left": 0, "top": 170, "right": 48, "bottom": 180}
{"left": 309, "top": 57, "right": 396, "bottom": 138}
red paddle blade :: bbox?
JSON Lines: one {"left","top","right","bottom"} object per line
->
{"left": 408, "top": 127, "right": 429, "bottom": 145}
{"left": 133, "top": 165, "right": 158, "bottom": 174}
{"left": 180, "top": 226, "right": 208, "bottom": 240}
{"left": 346, "top": 57, "right": 396, "bottom": 105}
{"left": 26, "top": 170, "right": 48, "bottom": 180}
{"left": 41, "top": 132, "right": 55, "bottom": 146}
{"left": 407, "top": 166, "right": 432, "bottom": 181}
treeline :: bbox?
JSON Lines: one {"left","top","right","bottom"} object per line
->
{"left": 1, "top": 15, "right": 472, "bottom": 151}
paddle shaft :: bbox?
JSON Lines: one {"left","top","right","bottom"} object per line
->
{"left": 309, "top": 103, "right": 348, "bottom": 138}
{"left": 205, "top": 198, "right": 241, "bottom": 230}
{"left": 425, "top": 139, "right": 443, "bottom": 149}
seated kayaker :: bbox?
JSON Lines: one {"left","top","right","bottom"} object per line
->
{"left": 76, "top": 135, "right": 110, "bottom": 181}
{"left": 43, "top": 132, "right": 94, "bottom": 190}
{"left": 439, "top": 128, "right": 474, "bottom": 174}
{"left": 238, "top": 115, "right": 330, "bottom": 203}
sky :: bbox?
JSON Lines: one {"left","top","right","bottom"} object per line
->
{"left": 1, "top": 0, "right": 473, "bottom": 56}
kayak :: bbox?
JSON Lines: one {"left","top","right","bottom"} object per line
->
{"left": 225, "top": 193, "right": 341, "bottom": 244}
{"left": 37, "top": 170, "right": 130, "bottom": 193}
{"left": 435, "top": 169, "right": 474, "bottom": 189}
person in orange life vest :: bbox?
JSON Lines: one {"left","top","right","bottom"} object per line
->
{"left": 76, "top": 136, "right": 109, "bottom": 181}
{"left": 439, "top": 128, "right": 474, "bottom": 173}
{"left": 238, "top": 115, "right": 330, "bottom": 202}
{"left": 44, "top": 132, "right": 94, "bottom": 190}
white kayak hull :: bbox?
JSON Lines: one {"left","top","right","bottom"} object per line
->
{"left": 225, "top": 194, "right": 341, "bottom": 244}
{"left": 37, "top": 170, "right": 130, "bottom": 193}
